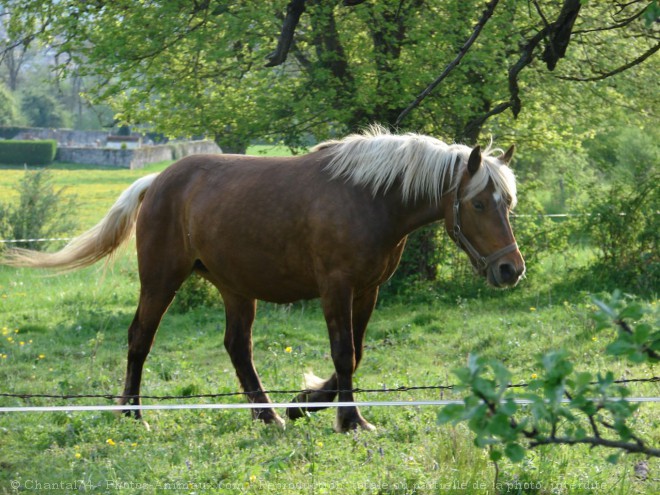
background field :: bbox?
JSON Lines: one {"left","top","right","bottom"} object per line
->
{"left": 0, "top": 155, "right": 658, "bottom": 494}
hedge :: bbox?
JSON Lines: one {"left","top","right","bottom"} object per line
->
{"left": 0, "top": 140, "right": 58, "bottom": 165}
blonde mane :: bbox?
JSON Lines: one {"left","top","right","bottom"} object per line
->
{"left": 314, "top": 125, "right": 517, "bottom": 207}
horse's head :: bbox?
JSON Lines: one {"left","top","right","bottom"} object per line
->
{"left": 445, "top": 144, "right": 525, "bottom": 288}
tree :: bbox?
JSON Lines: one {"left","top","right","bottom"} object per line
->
{"left": 0, "top": 7, "right": 34, "bottom": 91}
{"left": 1, "top": 1, "right": 656, "bottom": 148}
{"left": 20, "top": 88, "right": 71, "bottom": 128}
{"left": 0, "top": 82, "right": 20, "bottom": 125}
{"left": 1, "top": 1, "right": 657, "bottom": 279}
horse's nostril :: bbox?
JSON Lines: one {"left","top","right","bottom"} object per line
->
{"left": 499, "top": 263, "right": 516, "bottom": 283}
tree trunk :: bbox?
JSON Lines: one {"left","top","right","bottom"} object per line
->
{"left": 214, "top": 135, "right": 248, "bottom": 155}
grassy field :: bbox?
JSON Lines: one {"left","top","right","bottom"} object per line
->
{"left": 0, "top": 156, "right": 658, "bottom": 494}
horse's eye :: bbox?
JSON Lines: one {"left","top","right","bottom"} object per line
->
{"left": 472, "top": 200, "right": 485, "bottom": 211}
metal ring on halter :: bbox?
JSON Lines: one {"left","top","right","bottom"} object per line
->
{"left": 451, "top": 193, "right": 518, "bottom": 272}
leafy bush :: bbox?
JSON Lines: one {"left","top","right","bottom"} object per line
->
{"left": 438, "top": 292, "right": 659, "bottom": 464}
{"left": 0, "top": 139, "right": 57, "bottom": 165}
{"left": 170, "top": 275, "right": 222, "bottom": 313}
{"left": 579, "top": 169, "right": 658, "bottom": 293}
{"left": 512, "top": 178, "right": 573, "bottom": 266}
{"left": 0, "top": 169, "right": 78, "bottom": 250}
{"left": 385, "top": 226, "right": 442, "bottom": 292}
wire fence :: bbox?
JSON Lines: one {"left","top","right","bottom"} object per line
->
{"left": 2, "top": 376, "right": 658, "bottom": 413}
{"left": 1, "top": 220, "right": 657, "bottom": 413}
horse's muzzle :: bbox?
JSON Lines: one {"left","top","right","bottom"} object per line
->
{"left": 486, "top": 258, "right": 525, "bottom": 288}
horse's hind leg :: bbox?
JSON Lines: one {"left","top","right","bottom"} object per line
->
{"left": 119, "top": 262, "right": 191, "bottom": 421}
{"left": 222, "top": 291, "right": 285, "bottom": 428}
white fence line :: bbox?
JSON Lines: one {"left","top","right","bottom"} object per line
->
{"left": 2, "top": 397, "right": 659, "bottom": 414}
{"left": 2, "top": 211, "right": 659, "bottom": 245}
{"left": 0, "top": 237, "right": 73, "bottom": 244}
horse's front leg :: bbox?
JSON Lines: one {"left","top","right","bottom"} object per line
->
{"left": 287, "top": 288, "right": 378, "bottom": 422}
{"left": 320, "top": 281, "right": 376, "bottom": 432}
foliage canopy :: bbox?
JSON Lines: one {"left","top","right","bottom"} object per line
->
{"left": 1, "top": 1, "right": 657, "bottom": 152}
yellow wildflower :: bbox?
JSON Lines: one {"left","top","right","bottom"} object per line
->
{"left": 531, "top": 373, "right": 538, "bottom": 380}
{"left": 106, "top": 439, "right": 116, "bottom": 446}
{"left": 284, "top": 346, "right": 293, "bottom": 353}
{"left": 75, "top": 453, "right": 82, "bottom": 459}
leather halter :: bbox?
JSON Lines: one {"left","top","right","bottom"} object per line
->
{"left": 451, "top": 189, "right": 518, "bottom": 272}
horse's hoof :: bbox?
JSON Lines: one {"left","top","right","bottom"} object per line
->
{"left": 334, "top": 417, "right": 377, "bottom": 433}
{"left": 116, "top": 407, "right": 139, "bottom": 420}
{"left": 255, "top": 409, "right": 286, "bottom": 429}
{"left": 267, "top": 414, "right": 286, "bottom": 430}
{"left": 286, "top": 406, "right": 306, "bottom": 421}
{"left": 286, "top": 396, "right": 312, "bottom": 420}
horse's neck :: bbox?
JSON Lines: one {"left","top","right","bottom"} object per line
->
{"left": 385, "top": 190, "right": 448, "bottom": 240}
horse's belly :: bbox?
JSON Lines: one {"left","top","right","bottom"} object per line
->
{"left": 197, "top": 250, "right": 320, "bottom": 304}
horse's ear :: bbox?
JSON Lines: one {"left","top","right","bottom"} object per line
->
{"left": 467, "top": 145, "right": 482, "bottom": 176}
{"left": 502, "top": 144, "right": 515, "bottom": 165}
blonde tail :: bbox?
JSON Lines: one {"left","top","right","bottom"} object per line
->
{"left": 1, "top": 173, "right": 159, "bottom": 271}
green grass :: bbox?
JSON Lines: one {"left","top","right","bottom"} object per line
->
{"left": 0, "top": 161, "right": 173, "bottom": 233}
{"left": 2, "top": 261, "right": 657, "bottom": 494}
{"left": 0, "top": 150, "right": 658, "bottom": 494}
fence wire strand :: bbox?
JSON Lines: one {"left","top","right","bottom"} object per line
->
{"left": 1, "top": 376, "right": 658, "bottom": 406}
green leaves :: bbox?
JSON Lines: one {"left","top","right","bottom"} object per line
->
{"left": 438, "top": 354, "right": 525, "bottom": 462}
{"left": 592, "top": 291, "right": 659, "bottom": 364}
{"left": 645, "top": 1, "right": 660, "bottom": 27}
{"left": 438, "top": 294, "right": 659, "bottom": 464}
{"left": 3, "top": 0, "right": 655, "bottom": 151}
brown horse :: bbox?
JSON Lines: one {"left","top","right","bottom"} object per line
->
{"left": 2, "top": 126, "right": 524, "bottom": 432}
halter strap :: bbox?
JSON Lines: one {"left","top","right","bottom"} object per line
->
{"left": 452, "top": 194, "right": 518, "bottom": 271}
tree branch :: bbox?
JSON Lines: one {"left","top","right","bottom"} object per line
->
{"left": 507, "top": 26, "right": 551, "bottom": 117}
{"left": 461, "top": 102, "right": 512, "bottom": 142}
{"left": 265, "top": 0, "right": 367, "bottom": 68}
{"left": 557, "top": 41, "right": 660, "bottom": 81}
{"left": 529, "top": 436, "right": 660, "bottom": 457}
{"left": 572, "top": 7, "right": 645, "bottom": 34}
{"left": 542, "top": 0, "right": 582, "bottom": 71}
{"left": 265, "top": 0, "right": 306, "bottom": 67}
{"left": 460, "top": 0, "right": 581, "bottom": 134}
{"left": 394, "top": 0, "right": 500, "bottom": 127}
